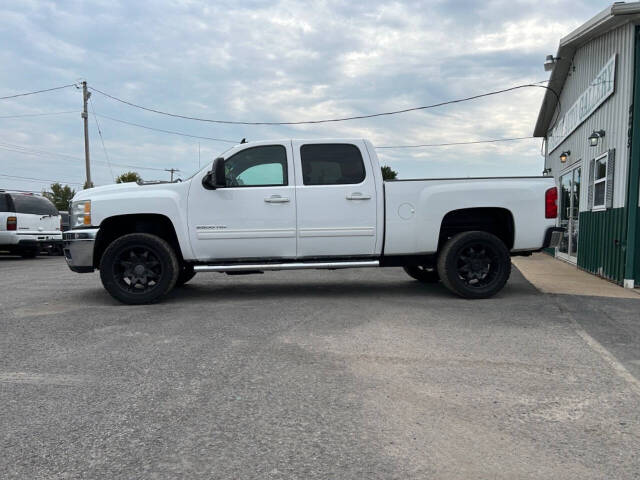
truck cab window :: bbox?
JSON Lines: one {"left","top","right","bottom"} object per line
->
{"left": 300, "top": 144, "right": 366, "bottom": 185}
{"left": 224, "top": 145, "right": 287, "bottom": 187}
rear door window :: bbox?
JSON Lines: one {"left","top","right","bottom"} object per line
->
{"left": 10, "top": 195, "right": 58, "bottom": 216}
{"left": 300, "top": 144, "right": 366, "bottom": 185}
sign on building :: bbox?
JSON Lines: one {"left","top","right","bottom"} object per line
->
{"left": 548, "top": 54, "right": 617, "bottom": 152}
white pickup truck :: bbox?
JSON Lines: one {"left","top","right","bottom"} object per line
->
{"left": 63, "top": 139, "right": 562, "bottom": 304}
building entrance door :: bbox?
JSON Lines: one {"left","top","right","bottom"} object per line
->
{"left": 557, "top": 166, "right": 581, "bottom": 263}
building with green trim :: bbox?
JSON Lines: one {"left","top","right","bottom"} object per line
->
{"left": 535, "top": 2, "right": 640, "bottom": 289}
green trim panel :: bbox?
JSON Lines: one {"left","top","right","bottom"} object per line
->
{"left": 636, "top": 207, "right": 640, "bottom": 282}
{"left": 577, "top": 208, "right": 627, "bottom": 284}
{"left": 626, "top": 26, "right": 640, "bottom": 283}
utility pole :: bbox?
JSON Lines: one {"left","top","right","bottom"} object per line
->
{"left": 165, "top": 168, "right": 180, "bottom": 182}
{"left": 80, "top": 81, "right": 92, "bottom": 188}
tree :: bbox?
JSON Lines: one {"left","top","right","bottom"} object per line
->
{"left": 381, "top": 165, "right": 398, "bottom": 181}
{"left": 43, "top": 183, "right": 76, "bottom": 211}
{"left": 115, "top": 171, "right": 142, "bottom": 184}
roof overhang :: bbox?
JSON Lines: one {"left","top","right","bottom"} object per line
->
{"left": 533, "top": 2, "right": 640, "bottom": 137}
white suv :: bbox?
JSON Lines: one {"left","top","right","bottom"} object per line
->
{"left": 0, "top": 191, "right": 62, "bottom": 258}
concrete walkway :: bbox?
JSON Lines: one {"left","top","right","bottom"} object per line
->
{"left": 512, "top": 253, "right": 640, "bottom": 299}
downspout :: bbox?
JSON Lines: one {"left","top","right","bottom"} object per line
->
{"left": 624, "top": 26, "right": 640, "bottom": 288}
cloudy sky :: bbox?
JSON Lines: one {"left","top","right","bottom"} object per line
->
{"left": 0, "top": 0, "right": 609, "bottom": 192}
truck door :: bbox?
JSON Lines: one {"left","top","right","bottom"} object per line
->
{"left": 187, "top": 142, "right": 297, "bottom": 261}
{"left": 292, "top": 141, "right": 378, "bottom": 257}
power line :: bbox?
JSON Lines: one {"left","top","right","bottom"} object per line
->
{"left": 0, "top": 110, "right": 78, "bottom": 119}
{"left": 0, "top": 140, "right": 170, "bottom": 172}
{"left": 94, "top": 113, "right": 239, "bottom": 143}
{"left": 0, "top": 173, "right": 84, "bottom": 186}
{"left": 376, "top": 136, "right": 535, "bottom": 149}
{"left": 0, "top": 83, "right": 77, "bottom": 101}
{"left": 89, "top": 97, "right": 115, "bottom": 180}
{"left": 89, "top": 82, "right": 560, "bottom": 126}
{"left": 0, "top": 141, "right": 83, "bottom": 161}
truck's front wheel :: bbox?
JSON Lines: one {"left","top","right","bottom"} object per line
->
{"left": 99, "top": 233, "right": 179, "bottom": 305}
{"left": 437, "top": 231, "right": 511, "bottom": 299}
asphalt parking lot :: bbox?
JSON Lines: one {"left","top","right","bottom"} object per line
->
{"left": 1, "top": 257, "right": 639, "bottom": 479}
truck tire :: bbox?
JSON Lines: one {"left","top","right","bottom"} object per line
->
{"left": 403, "top": 265, "right": 440, "bottom": 283}
{"left": 175, "top": 263, "right": 196, "bottom": 287}
{"left": 437, "top": 231, "right": 511, "bottom": 299}
{"left": 99, "top": 233, "right": 179, "bottom": 305}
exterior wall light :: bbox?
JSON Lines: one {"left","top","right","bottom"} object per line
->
{"left": 544, "top": 55, "right": 560, "bottom": 72}
{"left": 588, "top": 130, "right": 605, "bottom": 147}
{"left": 542, "top": 167, "right": 552, "bottom": 176}
{"left": 559, "top": 151, "right": 570, "bottom": 163}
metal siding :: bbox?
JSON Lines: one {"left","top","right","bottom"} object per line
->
{"left": 577, "top": 208, "right": 627, "bottom": 283}
{"left": 546, "top": 22, "right": 634, "bottom": 209}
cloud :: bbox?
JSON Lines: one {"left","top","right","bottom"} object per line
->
{"left": 0, "top": 0, "right": 606, "bottom": 191}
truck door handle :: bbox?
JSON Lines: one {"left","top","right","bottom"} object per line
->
{"left": 264, "top": 195, "right": 290, "bottom": 203}
{"left": 346, "top": 192, "right": 371, "bottom": 200}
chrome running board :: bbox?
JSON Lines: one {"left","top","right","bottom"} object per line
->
{"left": 194, "top": 260, "right": 379, "bottom": 272}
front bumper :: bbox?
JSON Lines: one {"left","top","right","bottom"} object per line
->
{"left": 63, "top": 228, "right": 99, "bottom": 273}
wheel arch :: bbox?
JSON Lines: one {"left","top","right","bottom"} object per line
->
{"left": 93, "top": 213, "right": 183, "bottom": 268}
{"left": 438, "top": 207, "right": 515, "bottom": 251}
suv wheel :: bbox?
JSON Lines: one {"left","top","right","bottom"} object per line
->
{"left": 20, "top": 248, "right": 39, "bottom": 259}
{"left": 437, "top": 231, "right": 511, "bottom": 299}
{"left": 403, "top": 265, "right": 440, "bottom": 283}
{"left": 99, "top": 233, "right": 179, "bottom": 305}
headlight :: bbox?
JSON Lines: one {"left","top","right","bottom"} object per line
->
{"left": 70, "top": 200, "right": 92, "bottom": 227}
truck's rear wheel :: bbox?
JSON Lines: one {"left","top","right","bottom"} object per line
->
{"left": 437, "top": 231, "right": 511, "bottom": 299}
{"left": 403, "top": 265, "right": 440, "bottom": 283}
{"left": 99, "top": 233, "right": 179, "bottom": 305}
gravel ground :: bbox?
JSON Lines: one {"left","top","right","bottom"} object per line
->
{"left": 1, "top": 256, "right": 639, "bottom": 479}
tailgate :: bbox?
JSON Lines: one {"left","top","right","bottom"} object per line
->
{"left": 10, "top": 194, "right": 61, "bottom": 235}
{"left": 15, "top": 212, "right": 60, "bottom": 234}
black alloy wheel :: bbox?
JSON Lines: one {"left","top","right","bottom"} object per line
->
{"left": 100, "top": 233, "right": 179, "bottom": 304}
{"left": 115, "top": 247, "right": 163, "bottom": 292}
{"left": 437, "top": 231, "right": 511, "bottom": 299}
{"left": 456, "top": 244, "right": 499, "bottom": 288}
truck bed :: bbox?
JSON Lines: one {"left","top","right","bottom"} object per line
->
{"left": 383, "top": 176, "right": 557, "bottom": 256}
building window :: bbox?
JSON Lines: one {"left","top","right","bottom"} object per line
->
{"left": 593, "top": 154, "right": 607, "bottom": 209}
{"left": 588, "top": 150, "right": 614, "bottom": 211}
